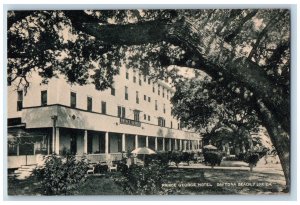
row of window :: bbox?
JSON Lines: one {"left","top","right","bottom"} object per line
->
{"left": 125, "top": 70, "right": 173, "bottom": 100}
{"left": 17, "top": 90, "right": 47, "bottom": 111}
{"left": 16, "top": 90, "right": 178, "bottom": 128}
{"left": 16, "top": 90, "right": 166, "bottom": 116}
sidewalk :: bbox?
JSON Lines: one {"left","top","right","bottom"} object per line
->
{"left": 170, "top": 159, "right": 284, "bottom": 175}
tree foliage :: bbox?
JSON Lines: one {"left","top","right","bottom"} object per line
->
{"left": 7, "top": 9, "right": 291, "bottom": 189}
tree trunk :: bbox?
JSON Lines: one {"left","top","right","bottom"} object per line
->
{"left": 249, "top": 164, "right": 254, "bottom": 172}
{"left": 256, "top": 99, "right": 290, "bottom": 191}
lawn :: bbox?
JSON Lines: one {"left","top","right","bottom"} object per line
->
{"left": 7, "top": 167, "right": 286, "bottom": 196}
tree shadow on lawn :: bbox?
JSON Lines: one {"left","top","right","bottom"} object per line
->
{"left": 7, "top": 172, "right": 124, "bottom": 196}
{"left": 203, "top": 169, "right": 286, "bottom": 194}
{"left": 163, "top": 168, "right": 286, "bottom": 195}
{"left": 7, "top": 169, "right": 286, "bottom": 195}
{"left": 74, "top": 173, "right": 124, "bottom": 195}
{"left": 8, "top": 176, "right": 43, "bottom": 196}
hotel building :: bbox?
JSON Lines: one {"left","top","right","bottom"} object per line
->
{"left": 7, "top": 65, "right": 202, "bottom": 168}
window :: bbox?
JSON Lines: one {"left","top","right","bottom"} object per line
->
{"left": 144, "top": 114, "right": 147, "bottom": 120}
{"left": 148, "top": 78, "right": 151, "bottom": 85}
{"left": 155, "top": 100, "right": 158, "bottom": 111}
{"left": 143, "top": 75, "right": 146, "bottom": 82}
{"left": 118, "top": 106, "right": 126, "bottom": 118}
{"left": 101, "top": 101, "right": 107, "bottom": 114}
{"left": 144, "top": 95, "right": 147, "bottom": 101}
{"left": 70, "top": 92, "right": 76, "bottom": 108}
{"left": 133, "top": 75, "right": 136, "bottom": 83}
{"left": 158, "top": 117, "right": 165, "bottom": 127}
{"left": 87, "top": 97, "right": 93, "bottom": 111}
{"left": 152, "top": 86, "right": 155, "bottom": 93}
{"left": 133, "top": 110, "right": 140, "bottom": 122}
{"left": 111, "top": 86, "right": 115, "bottom": 96}
{"left": 136, "top": 91, "right": 139, "bottom": 104}
{"left": 139, "top": 74, "right": 142, "bottom": 86}
{"left": 125, "top": 86, "right": 128, "bottom": 100}
{"left": 41, "top": 90, "right": 47, "bottom": 106}
{"left": 158, "top": 85, "right": 160, "bottom": 95}
{"left": 17, "top": 90, "right": 23, "bottom": 111}
{"left": 148, "top": 115, "right": 151, "bottom": 121}
{"left": 126, "top": 72, "right": 129, "bottom": 79}
{"left": 171, "top": 121, "right": 173, "bottom": 129}
{"left": 163, "top": 103, "right": 166, "bottom": 113}
{"left": 148, "top": 97, "right": 151, "bottom": 102}
{"left": 162, "top": 88, "right": 165, "bottom": 98}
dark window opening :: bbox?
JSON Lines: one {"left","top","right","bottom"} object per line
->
{"left": 133, "top": 110, "right": 140, "bottom": 122}
{"left": 70, "top": 92, "right": 76, "bottom": 108}
{"left": 125, "top": 86, "right": 128, "bottom": 100}
{"left": 136, "top": 91, "right": 139, "bottom": 104}
{"left": 111, "top": 87, "right": 115, "bottom": 96}
{"left": 17, "top": 90, "right": 23, "bottom": 111}
{"left": 41, "top": 90, "right": 47, "bottom": 106}
{"left": 118, "top": 106, "right": 126, "bottom": 118}
{"left": 87, "top": 97, "right": 93, "bottom": 111}
{"left": 158, "top": 117, "right": 166, "bottom": 127}
{"left": 101, "top": 101, "right": 106, "bottom": 114}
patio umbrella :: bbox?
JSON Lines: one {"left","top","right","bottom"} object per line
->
{"left": 131, "top": 147, "right": 156, "bottom": 165}
{"left": 203, "top": 144, "right": 218, "bottom": 150}
{"left": 131, "top": 147, "right": 156, "bottom": 155}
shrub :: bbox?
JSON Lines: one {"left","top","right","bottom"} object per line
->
{"left": 113, "top": 160, "right": 168, "bottom": 195}
{"left": 243, "top": 152, "right": 260, "bottom": 171}
{"left": 181, "top": 152, "right": 194, "bottom": 165}
{"left": 203, "top": 151, "right": 222, "bottom": 168}
{"left": 169, "top": 151, "right": 182, "bottom": 167}
{"left": 34, "top": 154, "right": 89, "bottom": 195}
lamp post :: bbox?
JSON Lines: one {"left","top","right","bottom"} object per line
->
{"left": 51, "top": 115, "right": 58, "bottom": 154}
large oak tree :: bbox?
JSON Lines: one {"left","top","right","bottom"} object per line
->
{"left": 7, "top": 9, "right": 290, "bottom": 190}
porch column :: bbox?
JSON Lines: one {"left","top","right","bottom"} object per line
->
{"left": 155, "top": 137, "right": 158, "bottom": 151}
{"left": 175, "top": 139, "right": 178, "bottom": 150}
{"left": 169, "top": 138, "right": 172, "bottom": 151}
{"left": 52, "top": 127, "right": 55, "bottom": 154}
{"left": 84, "top": 130, "right": 88, "bottom": 154}
{"left": 179, "top": 139, "right": 182, "bottom": 151}
{"left": 162, "top": 138, "right": 165, "bottom": 151}
{"left": 55, "top": 127, "right": 60, "bottom": 154}
{"left": 183, "top": 140, "right": 186, "bottom": 151}
{"left": 122, "top": 133, "right": 126, "bottom": 152}
{"left": 146, "top": 136, "right": 149, "bottom": 147}
{"left": 105, "top": 132, "right": 109, "bottom": 154}
{"left": 17, "top": 143, "right": 20, "bottom": 156}
{"left": 135, "top": 135, "right": 138, "bottom": 149}
{"left": 47, "top": 135, "right": 50, "bottom": 155}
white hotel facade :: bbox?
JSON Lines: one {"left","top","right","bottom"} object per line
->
{"left": 7, "top": 65, "right": 202, "bottom": 168}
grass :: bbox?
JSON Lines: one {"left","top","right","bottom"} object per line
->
{"left": 7, "top": 167, "right": 286, "bottom": 196}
